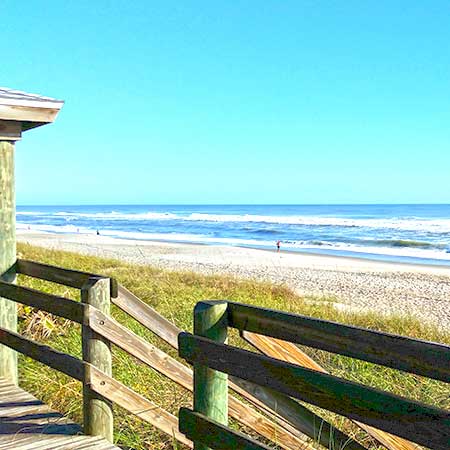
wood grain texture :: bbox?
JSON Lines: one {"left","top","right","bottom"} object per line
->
{"left": 0, "top": 377, "right": 119, "bottom": 449}
{"left": 81, "top": 278, "right": 113, "bottom": 442}
{"left": 114, "top": 287, "right": 363, "bottom": 449}
{"left": 0, "top": 280, "right": 85, "bottom": 323}
{"left": 0, "top": 326, "right": 84, "bottom": 381}
{"left": 0, "top": 325, "right": 193, "bottom": 448}
{"left": 179, "top": 408, "right": 269, "bottom": 450}
{"left": 243, "top": 331, "right": 419, "bottom": 450}
{"left": 180, "top": 332, "right": 450, "bottom": 450}
{"left": 87, "top": 365, "right": 193, "bottom": 448}
{"left": 228, "top": 302, "right": 450, "bottom": 382}
{"left": 231, "top": 376, "right": 366, "bottom": 450}
{"left": 113, "top": 284, "right": 179, "bottom": 347}
{"left": 89, "top": 306, "right": 314, "bottom": 450}
{"left": 0, "top": 140, "right": 17, "bottom": 384}
{"left": 193, "top": 301, "right": 228, "bottom": 450}
{"left": 17, "top": 259, "right": 118, "bottom": 297}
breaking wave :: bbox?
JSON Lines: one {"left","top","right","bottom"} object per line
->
{"left": 15, "top": 210, "right": 450, "bottom": 233}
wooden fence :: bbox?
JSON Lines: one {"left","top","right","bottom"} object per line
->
{"left": 2, "top": 259, "right": 352, "bottom": 450}
{"left": 0, "top": 259, "right": 190, "bottom": 446}
{"left": 178, "top": 301, "right": 450, "bottom": 450}
{"left": 2, "top": 259, "right": 449, "bottom": 449}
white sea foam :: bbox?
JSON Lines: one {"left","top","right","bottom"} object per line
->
{"left": 52, "top": 211, "right": 180, "bottom": 220}
{"left": 16, "top": 211, "right": 48, "bottom": 216}
{"left": 299, "top": 242, "right": 450, "bottom": 261}
{"left": 184, "top": 214, "right": 450, "bottom": 233}
{"left": 16, "top": 223, "right": 450, "bottom": 262}
{"left": 16, "top": 210, "right": 450, "bottom": 233}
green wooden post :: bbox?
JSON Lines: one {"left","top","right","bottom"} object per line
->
{"left": 0, "top": 140, "right": 17, "bottom": 384}
{"left": 193, "top": 301, "right": 228, "bottom": 450}
{"left": 82, "top": 277, "right": 113, "bottom": 442}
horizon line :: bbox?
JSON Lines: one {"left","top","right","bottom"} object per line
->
{"left": 16, "top": 202, "right": 450, "bottom": 207}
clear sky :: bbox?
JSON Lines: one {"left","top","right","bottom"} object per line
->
{"left": 2, "top": 1, "right": 449, "bottom": 205}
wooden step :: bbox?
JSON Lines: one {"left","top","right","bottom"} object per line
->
{"left": 0, "top": 378, "right": 119, "bottom": 449}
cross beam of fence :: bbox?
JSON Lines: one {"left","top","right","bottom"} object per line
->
{"left": 179, "top": 300, "right": 450, "bottom": 450}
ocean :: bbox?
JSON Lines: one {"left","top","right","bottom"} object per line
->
{"left": 16, "top": 204, "right": 450, "bottom": 266}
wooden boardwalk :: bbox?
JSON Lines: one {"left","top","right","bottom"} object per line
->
{"left": 0, "top": 378, "right": 119, "bottom": 449}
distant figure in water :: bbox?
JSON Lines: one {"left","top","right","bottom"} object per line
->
{"left": 276, "top": 240, "right": 281, "bottom": 252}
{"left": 96, "top": 230, "right": 100, "bottom": 236}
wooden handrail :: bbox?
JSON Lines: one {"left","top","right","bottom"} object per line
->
{"left": 87, "top": 365, "right": 192, "bottom": 448}
{"left": 179, "top": 408, "right": 270, "bottom": 450}
{"left": 230, "top": 377, "right": 366, "bottom": 450}
{"left": 0, "top": 279, "right": 318, "bottom": 449}
{"left": 0, "top": 280, "right": 85, "bottom": 323}
{"left": 243, "top": 331, "right": 420, "bottom": 450}
{"left": 0, "top": 325, "right": 84, "bottom": 381}
{"left": 0, "top": 324, "right": 192, "bottom": 447}
{"left": 113, "top": 286, "right": 365, "bottom": 450}
{"left": 228, "top": 301, "right": 450, "bottom": 382}
{"left": 0, "top": 265, "right": 115, "bottom": 442}
{"left": 89, "top": 306, "right": 193, "bottom": 390}
{"left": 88, "top": 305, "right": 316, "bottom": 450}
{"left": 13, "top": 277, "right": 446, "bottom": 450}
{"left": 179, "top": 332, "right": 450, "bottom": 450}
{"left": 16, "top": 259, "right": 118, "bottom": 297}
{"left": 0, "top": 278, "right": 315, "bottom": 449}
{"left": 113, "top": 285, "right": 179, "bottom": 347}
{"left": 0, "top": 270, "right": 199, "bottom": 447}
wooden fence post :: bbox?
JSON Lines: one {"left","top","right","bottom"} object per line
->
{"left": 193, "top": 301, "right": 228, "bottom": 450}
{"left": 82, "top": 277, "right": 113, "bottom": 442}
{"left": 0, "top": 140, "right": 17, "bottom": 384}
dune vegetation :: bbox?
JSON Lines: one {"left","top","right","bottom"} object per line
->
{"left": 16, "top": 243, "right": 450, "bottom": 449}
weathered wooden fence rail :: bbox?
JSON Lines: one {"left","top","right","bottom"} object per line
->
{"left": 241, "top": 331, "right": 419, "bottom": 450}
{"left": 1, "top": 260, "right": 343, "bottom": 450}
{"left": 16, "top": 258, "right": 118, "bottom": 296}
{"left": 178, "top": 301, "right": 450, "bottom": 450}
{"left": 3, "top": 259, "right": 449, "bottom": 450}
{"left": 113, "top": 286, "right": 369, "bottom": 450}
{"left": 0, "top": 259, "right": 192, "bottom": 446}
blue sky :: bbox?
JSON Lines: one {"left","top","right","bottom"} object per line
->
{"left": 2, "top": 1, "right": 449, "bottom": 205}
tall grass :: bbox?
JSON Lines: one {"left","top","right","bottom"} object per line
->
{"left": 16, "top": 243, "right": 450, "bottom": 449}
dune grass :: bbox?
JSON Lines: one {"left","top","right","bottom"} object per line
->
{"left": 15, "top": 243, "right": 450, "bottom": 449}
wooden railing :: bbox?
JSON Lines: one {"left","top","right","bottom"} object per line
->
{"left": 178, "top": 301, "right": 450, "bottom": 450}
{"left": 3, "top": 259, "right": 448, "bottom": 449}
{"left": 0, "top": 259, "right": 192, "bottom": 446}
{"left": 2, "top": 260, "right": 359, "bottom": 450}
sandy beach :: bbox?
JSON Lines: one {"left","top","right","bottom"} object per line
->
{"left": 18, "top": 231, "right": 450, "bottom": 329}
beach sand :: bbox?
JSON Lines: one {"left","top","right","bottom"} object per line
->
{"left": 17, "top": 231, "right": 450, "bottom": 329}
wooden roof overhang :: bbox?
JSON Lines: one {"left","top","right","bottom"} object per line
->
{"left": 0, "top": 87, "right": 64, "bottom": 141}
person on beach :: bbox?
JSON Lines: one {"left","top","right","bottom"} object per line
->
{"left": 96, "top": 229, "right": 100, "bottom": 236}
{"left": 276, "top": 240, "right": 281, "bottom": 252}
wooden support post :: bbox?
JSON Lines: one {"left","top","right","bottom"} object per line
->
{"left": 82, "top": 277, "right": 113, "bottom": 442}
{"left": 193, "top": 301, "right": 228, "bottom": 450}
{"left": 0, "top": 140, "right": 17, "bottom": 384}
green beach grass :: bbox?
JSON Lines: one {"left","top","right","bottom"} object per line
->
{"left": 16, "top": 243, "right": 450, "bottom": 449}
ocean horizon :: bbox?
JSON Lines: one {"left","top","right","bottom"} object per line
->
{"left": 16, "top": 204, "right": 450, "bottom": 266}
